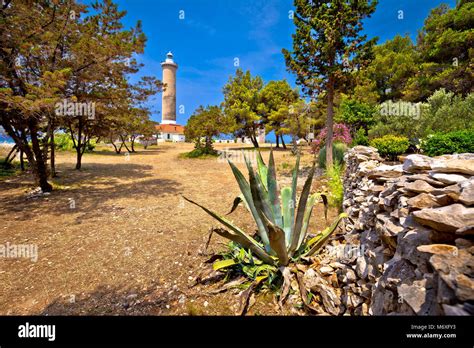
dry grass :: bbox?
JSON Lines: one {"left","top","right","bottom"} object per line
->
{"left": 0, "top": 142, "right": 337, "bottom": 315}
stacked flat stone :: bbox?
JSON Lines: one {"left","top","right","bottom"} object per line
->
{"left": 342, "top": 146, "right": 474, "bottom": 315}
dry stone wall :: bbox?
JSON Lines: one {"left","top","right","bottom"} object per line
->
{"left": 343, "top": 146, "right": 474, "bottom": 315}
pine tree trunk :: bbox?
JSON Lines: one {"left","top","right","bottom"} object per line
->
{"left": 29, "top": 120, "right": 52, "bottom": 192}
{"left": 326, "top": 76, "right": 335, "bottom": 169}
{"left": 50, "top": 131, "right": 56, "bottom": 177}
{"left": 20, "top": 149, "right": 24, "bottom": 171}
{"left": 281, "top": 135, "right": 287, "bottom": 149}
{"left": 75, "top": 118, "right": 83, "bottom": 170}
{"left": 275, "top": 134, "right": 280, "bottom": 148}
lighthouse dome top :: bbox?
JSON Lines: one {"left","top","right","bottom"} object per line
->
{"left": 165, "top": 51, "right": 174, "bottom": 62}
{"left": 161, "top": 51, "right": 178, "bottom": 68}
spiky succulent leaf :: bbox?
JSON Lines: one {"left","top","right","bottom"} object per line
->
{"left": 296, "top": 193, "right": 318, "bottom": 250}
{"left": 256, "top": 151, "right": 268, "bottom": 191}
{"left": 183, "top": 197, "right": 273, "bottom": 263}
{"left": 227, "top": 196, "right": 243, "bottom": 215}
{"left": 262, "top": 214, "right": 289, "bottom": 266}
{"left": 244, "top": 153, "right": 275, "bottom": 225}
{"left": 212, "top": 227, "right": 275, "bottom": 265}
{"left": 213, "top": 258, "right": 237, "bottom": 271}
{"left": 290, "top": 153, "right": 300, "bottom": 234}
{"left": 304, "top": 213, "right": 347, "bottom": 257}
{"left": 289, "top": 161, "right": 316, "bottom": 255}
{"left": 227, "top": 161, "right": 270, "bottom": 246}
{"left": 267, "top": 149, "right": 282, "bottom": 227}
{"left": 280, "top": 186, "right": 293, "bottom": 246}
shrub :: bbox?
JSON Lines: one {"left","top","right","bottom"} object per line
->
{"left": 352, "top": 127, "right": 369, "bottom": 146}
{"left": 420, "top": 90, "right": 474, "bottom": 137}
{"left": 318, "top": 142, "right": 347, "bottom": 169}
{"left": 54, "top": 133, "right": 74, "bottom": 151}
{"left": 54, "top": 133, "right": 95, "bottom": 152}
{"left": 370, "top": 135, "right": 409, "bottom": 161}
{"left": 182, "top": 147, "right": 218, "bottom": 158}
{"left": 311, "top": 123, "right": 352, "bottom": 153}
{"left": 420, "top": 130, "right": 474, "bottom": 156}
{"left": 326, "top": 164, "right": 344, "bottom": 211}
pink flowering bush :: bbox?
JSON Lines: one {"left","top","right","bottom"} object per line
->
{"left": 310, "top": 123, "right": 352, "bottom": 154}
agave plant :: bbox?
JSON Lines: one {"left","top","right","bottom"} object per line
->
{"left": 184, "top": 150, "right": 346, "bottom": 267}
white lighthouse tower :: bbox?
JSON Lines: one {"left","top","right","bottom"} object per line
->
{"left": 155, "top": 52, "right": 185, "bottom": 142}
{"left": 161, "top": 51, "right": 178, "bottom": 125}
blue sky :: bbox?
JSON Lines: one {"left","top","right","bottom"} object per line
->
{"left": 107, "top": 0, "right": 456, "bottom": 128}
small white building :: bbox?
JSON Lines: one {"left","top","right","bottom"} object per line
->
{"left": 155, "top": 124, "right": 185, "bottom": 143}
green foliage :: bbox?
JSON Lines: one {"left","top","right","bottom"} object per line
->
{"left": 420, "top": 130, "right": 474, "bottom": 156}
{"left": 181, "top": 147, "right": 218, "bottom": 159}
{"left": 223, "top": 69, "right": 264, "bottom": 147}
{"left": 326, "top": 164, "right": 344, "bottom": 211}
{"left": 420, "top": 89, "right": 474, "bottom": 136}
{"left": 283, "top": 0, "right": 378, "bottom": 97}
{"left": 352, "top": 127, "right": 369, "bottom": 146}
{"left": 404, "top": 2, "right": 474, "bottom": 100}
{"left": 370, "top": 135, "right": 409, "bottom": 161}
{"left": 260, "top": 80, "right": 299, "bottom": 144}
{"left": 55, "top": 133, "right": 95, "bottom": 152}
{"left": 184, "top": 150, "right": 347, "bottom": 268}
{"left": 0, "top": 161, "right": 21, "bottom": 180}
{"left": 318, "top": 143, "right": 347, "bottom": 169}
{"left": 185, "top": 105, "right": 227, "bottom": 152}
{"left": 217, "top": 242, "right": 280, "bottom": 290}
{"left": 336, "top": 96, "right": 377, "bottom": 132}
{"left": 54, "top": 133, "right": 74, "bottom": 151}
{"left": 361, "top": 35, "right": 418, "bottom": 101}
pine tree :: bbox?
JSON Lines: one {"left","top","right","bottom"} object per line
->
{"left": 283, "top": 0, "right": 377, "bottom": 167}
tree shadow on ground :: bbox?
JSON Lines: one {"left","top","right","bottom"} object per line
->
{"left": 0, "top": 162, "right": 182, "bottom": 220}
{"left": 39, "top": 284, "right": 178, "bottom": 315}
{"left": 87, "top": 148, "right": 164, "bottom": 157}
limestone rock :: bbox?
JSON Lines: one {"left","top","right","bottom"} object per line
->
{"left": 397, "top": 279, "right": 427, "bottom": 314}
{"left": 368, "top": 164, "right": 403, "bottom": 179}
{"left": 431, "top": 159, "right": 474, "bottom": 176}
{"left": 417, "top": 244, "right": 458, "bottom": 255}
{"left": 413, "top": 204, "right": 474, "bottom": 233}
{"left": 407, "top": 193, "right": 442, "bottom": 209}
{"left": 404, "top": 180, "right": 436, "bottom": 194}
{"left": 458, "top": 178, "right": 474, "bottom": 206}
{"left": 403, "top": 154, "right": 433, "bottom": 173}
{"left": 351, "top": 146, "right": 383, "bottom": 161}
{"left": 429, "top": 172, "right": 470, "bottom": 185}
{"left": 304, "top": 269, "right": 341, "bottom": 315}
{"left": 406, "top": 173, "right": 446, "bottom": 186}
{"left": 357, "top": 160, "right": 380, "bottom": 176}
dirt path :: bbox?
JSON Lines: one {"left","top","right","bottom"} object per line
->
{"left": 0, "top": 143, "right": 333, "bottom": 315}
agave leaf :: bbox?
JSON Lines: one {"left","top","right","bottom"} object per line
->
{"left": 226, "top": 196, "right": 243, "bottom": 215}
{"left": 256, "top": 150, "right": 268, "bottom": 191}
{"left": 280, "top": 186, "right": 293, "bottom": 246}
{"left": 289, "top": 161, "right": 316, "bottom": 255}
{"left": 267, "top": 149, "right": 282, "bottom": 227}
{"left": 278, "top": 266, "right": 292, "bottom": 308}
{"left": 304, "top": 213, "right": 347, "bottom": 257}
{"left": 227, "top": 161, "right": 270, "bottom": 246}
{"left": 183, "top": 197, "right": 273, "bottom": 262}
{"left": 296, "top": 193, "right": 318, "bottom": 249}
{"left": 290, "top": 153, "right": 300, "bottom": 234}
{"left": 261, "top": 213, "right": 289, "bottom": 266}
{"left": 213, "top": 258, "right": 237, "bottom": 271}
{"left": 321, "top": 193, "right": 328, "bottom": 222}
{"left": 212, "top": 228, "right": 276, "bottom": 265}
{"left": 238, "top": 275, "right": 267, "bottom": 316}
{"left": 244, "top": 153, "right": 275, "bottom": 227}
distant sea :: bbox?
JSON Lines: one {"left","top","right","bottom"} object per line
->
{"left": 0, "top": 134, "right": 14, "bottom": 144}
